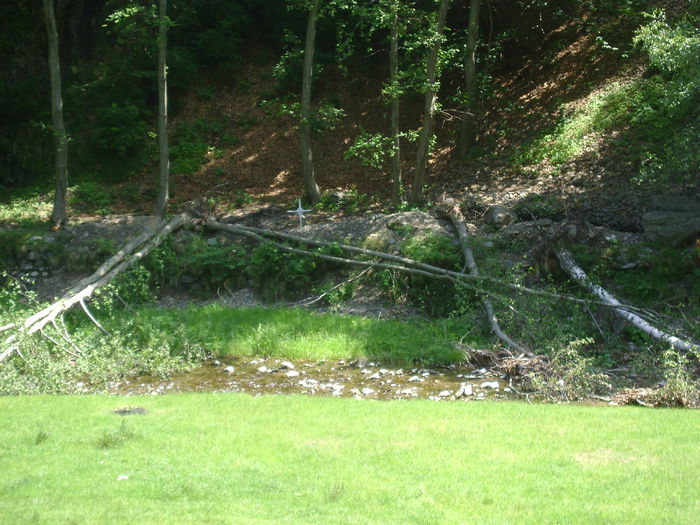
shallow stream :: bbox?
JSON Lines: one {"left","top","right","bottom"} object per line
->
{"left": 106, "top": 357, "right": 517, "bottom": 401}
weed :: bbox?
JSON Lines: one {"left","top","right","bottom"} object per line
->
{"left": 34, "top": 430, "right": 49, "bottom": 446}
{"left": 527, "top": 339, "right": 613, "bottom": 401}
{"left": 96, "top": 421, "right": 138, "bottom": 449}
{"left": 653, "top": 349, "right": 700, "bottom": 407}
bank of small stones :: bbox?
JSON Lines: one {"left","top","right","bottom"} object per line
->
{"left": 104, "top": 358, "right": 516, "bottom": 402}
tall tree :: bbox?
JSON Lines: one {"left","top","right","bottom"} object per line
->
{"left": 409, "top": 0, "right": 451, "bottom": 204}
{"left": 300, "top": 0, "right": 322, "bottom": 204}
{"left": 388, "top": 0, "right": 402, "bottom": 205}
{"left": 155, "top": 0, "right": 170, "bottom": 219}
{"left": 455, "top": 0, "right": 481, "bottom": 159}
{"left": 43, "top": 0, "right": 68, "bottom": 228}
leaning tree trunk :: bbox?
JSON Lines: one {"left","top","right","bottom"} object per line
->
{"left": 1, "top": 215, "right": 189, "bottom": 363}
{"left": 555, "top": 248, "right": 699, "bottom": 354}
{"left": 300, "top": 0, "right": 322, "bottom": 204}
{"left": 440, "top": 197, "right": 527, "bottom": 354}
{"left": 455, "top": 0, "right": 481, "bottom": 159}
{"left": 409, "top": 0, "right": 450, "bottom": 205}
{"left": 155, "top": 0, "right": 170, "bottom": 219}
{"left": 389, "top": 3, "right": 402, "bottom": 205}
{"left": 44, "top": 0, "right": 68, "bottom": 229}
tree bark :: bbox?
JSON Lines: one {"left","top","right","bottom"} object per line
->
{"left": 389, "top": 3, "right": 402, "bottom": 205}
{"left": 555, "top": 248, "right": 699, "bottom": 354}
{"left": 300, "top": 0, "right": 322, "bottom": 204}
{"left": 409, "top": 0, "right": 450, "bottom": 205}
{"left": 44, "top": 0, "right": 68, "bottom": 229}
{"left": 155, "top": 0, "right": 170, "bottom": 219}
{"left": 455, "top": 0, "right": 481, "bottom": 159}
{"left": 440, "top": 197, "right": 527, "bottom": 354}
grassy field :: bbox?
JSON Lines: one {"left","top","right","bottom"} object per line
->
{"left": 1, "top": 394, "right": 698, "bottom": 524}
{"left": 126, "top": 305, "right": 469, "bottom": 363}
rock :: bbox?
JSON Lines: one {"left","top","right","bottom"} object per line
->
{"left": 456, "top": 383, "right": 473, "bottom": 398}
{"left": 257, "top": 366, "right": 269, "bottom": 373}
{"left": 649, "top": 195, "right": 700, "bottom": 213}
{"left": 480, "top": 381, "right": 500, "bottom": 390}
{"left": 363, "top": 230, "right": 399, "bottom": 252}
{"left": 642, "top": 211, "right": 700, "bottom": 246}
{"left": 207, "top": 238, "right": 218, "bottom": 246}
{"left": 361, "top": 387, "right": 375, "bottom": 395}
{"left": 299, "top": 378, "right": 318, "bottom": 388}
{"left": 407, "top": 375, "right": 421, "bottom": 382}
{"left": 354, "top": 357, "right": 369, "bottom": 368}
{"left": 280, "top": 361, "right": 295, "bottom": 370}
{"left": 223, "top": 366, "right": 235, "bottom": 374}
{"left": 439, "top": 390, "right": 451, "bottom": 397}
{"left": 285, "top": 370, "right": 300, "bottom": 378}
{"left": 485, "top": 205, "right": 518, "bottom": 228}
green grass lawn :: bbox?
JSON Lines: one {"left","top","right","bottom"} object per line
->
{"left": 1, "top": 394, "right": 698, "bottom": 524}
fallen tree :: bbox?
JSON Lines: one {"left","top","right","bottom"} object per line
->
{"left": 438, "top": 196, "right": 527, "bottom": 355}
{"left": 2, "top": 212, "right": 698, "bottom": 364}
{"left": 555, "top": 247, "right": 699, "bottom": 354}
{"left": 1, "top": 214, "right": 189, "bottom": 363}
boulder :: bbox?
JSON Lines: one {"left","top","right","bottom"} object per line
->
{"left": 641, "top": 211, "right": 700, "bottom": 246}
{"left": 485, "top": 205, "right": 518, "bottom": 228}
{"left": 649, "top": 195, "right": 700, "bottom": 213}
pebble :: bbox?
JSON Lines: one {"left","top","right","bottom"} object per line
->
{"left": 361, "top": 387, "right": 375, "bottom": 395}
{"left": 223, "top": 366, "right": 235, "bottom": 374}
{"left": 285, "top": 370, "right": 300, "bottom": 378}
{"left": 480, "top": 381, "right": 500, "bottom": 390}
{"left": 257, "top": 366, "right": 269, "bottom": 373}
{"left": 299, "top": 379, "right": 319, "bottom": 389}
{"left": 439, "top": 390, "right": 451, "bottom": 397}
{"left": 280, "top": 361, "right": 295, "bottom": 370}
{"left": 407, "top": 375, "right": 421, "bottom": 382}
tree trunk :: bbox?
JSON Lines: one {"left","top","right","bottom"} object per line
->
{"left": 155, "top": 0, "right": 170, "bottom": 219}
{"left": 300, "top": 0, "right": 322, "bottom": 204}
{"left": 439, "top": 197, "right": 527, "bottom": 354}
{"left": 409, "top": 0, "right": 450, "bottom": 205}
{"left": 555, "top": 248, "right": 699, "bottom": 354}
{"left": 389, "top": 3, "right": 402, "bottom": 205}
{"left": 44, "top": 0, "right": 68, "bottom": 229}
{"left": 455, "top": 0, "right": 481, "bottom": 159}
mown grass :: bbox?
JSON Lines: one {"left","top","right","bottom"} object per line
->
{"left": 106, "top": 305, "right": 470, "bottom": 364}
{"left": 0, "top": 394, "right": 698, "bottom": 524}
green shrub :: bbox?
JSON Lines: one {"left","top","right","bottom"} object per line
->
{"left": 70, "top": 181, "right": 114, "bottom": 214}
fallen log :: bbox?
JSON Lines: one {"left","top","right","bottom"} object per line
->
{"left": 439, "top": 196, "right": 527, "bottom": 354}
{"left": 1, "top": 214, "right": 189, "bottom": 363}
{"left": 555, "top": 247, "right": 700, "bottom": 354}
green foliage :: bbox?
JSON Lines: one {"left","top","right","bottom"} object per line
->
{"left": 69, "top": 181, "right": 114, "bottom": 214}
{"left": 170, "top": 119, "right": 238, "bottom": 175}
{"left": 527, "top": 338, "right": 613, "bottom": 401}
{"left": 345, "top": 131, "right": 395, "bottom": 169}
{"left": 260, "top": 96, "right": 346, "bottom": 134}
{"left": 653, "top": 349, "right": 700, "bottom": 407}
{"left": 375, "top": 234, "right": 476, "bottom": 318}
{"left": 247, "top": 242, "right": 340, "bottom": 302}
{"left": 314, "top": 190, "right": 372, "bottom": 214}
{"left": 90, "top": 103, "right": 149, "bottom": 158}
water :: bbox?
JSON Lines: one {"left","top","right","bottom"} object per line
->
{"left": 107, "top": 357, "right": 515, "bottom": 401}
